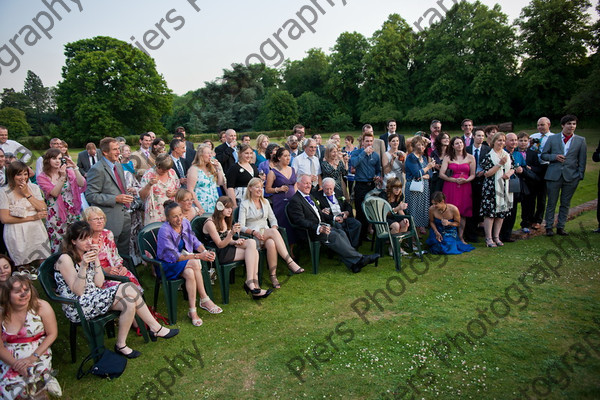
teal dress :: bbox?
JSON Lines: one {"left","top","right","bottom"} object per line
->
{"left": 194, "top": 169, "right": 219, "bottom": 213}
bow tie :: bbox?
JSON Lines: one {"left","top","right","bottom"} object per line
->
{"left": 326, "top": 195, "right": 335, "bottom": 204}
{"left": 304, "top": 195, "right": 315, "bottom": 206}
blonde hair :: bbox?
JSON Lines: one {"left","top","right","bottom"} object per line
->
{"left": 82, "top": 206, "right": 106, "bottom": 221}
{"left": 192, "top": 144, "right": 216, "bottom": 178}
{"left": 244, "top": 177, "right": 265, "bottom": 203}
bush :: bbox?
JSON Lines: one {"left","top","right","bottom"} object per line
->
{"left": 403, "top": 102, "right": 458, "bottom": 125}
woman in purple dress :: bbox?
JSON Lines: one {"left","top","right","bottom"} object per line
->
{"left": 439, "top": 137, "right": 475, "bottom": 244}
{"left": 265, "top": 148, "right": 298, "bottom": 252}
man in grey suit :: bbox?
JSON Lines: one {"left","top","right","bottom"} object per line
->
{"left": 85, "top": 137, "right": 134, "bottom": 254}
{"left": 541, "top": 115, "right": 587, "bottom": 236}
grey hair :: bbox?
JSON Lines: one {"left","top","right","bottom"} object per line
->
{"left": 322, "top": 177, "right": 336, "bottom": 187}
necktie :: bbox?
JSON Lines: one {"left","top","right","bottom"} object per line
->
{"left": 310, "top": 157, "right": 316, "bottom": 175}
{"left": 176, "top": 159, "right": 185, "bottom": 178}
{"left": 113, "top": 165, "right": 126, "bottom": 194}
{"left": 304, "top": 195, "right": 315, "bottom": 206}
{"left": 91, "top": 156, "right": 96, "bottom": 165}
{"left": 563, "top": 135, "right": 571, "bottom": 144}
{"left": 326, "top": 195, "right": 335, "bottom": 204}
{"left": 474, "top": 148, "right": 479, "bottom": 169}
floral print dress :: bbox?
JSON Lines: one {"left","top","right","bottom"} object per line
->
{"left": 1, "top": 311, "right": 54, "bottom": 400}
{"left": 141, "top": 169, "right": 180, "bottom": 225}
{"left": 95, "top": 229, "right": 143, "bottom": 292}
{"left": 193, "top": 168, "right": 219, "bottom": 214}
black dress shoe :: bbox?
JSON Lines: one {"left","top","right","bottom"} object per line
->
{"left": 556, "top": 228, "right": 569, "bottom": 236}
{"left": 364, "top": 253, "right": 380, "bottom": 266}
{"left": 546, "top": 228, "right": 554, "bottom": 237}
{"left": 351, "top": 257, "right": 366, "bottom": 273}
{"left": 115, "top": 344, "right": 141, "bottom": 359}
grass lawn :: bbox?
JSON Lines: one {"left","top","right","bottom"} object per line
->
{"left": 33, "top": 128, "right": 600, "bottom": 399}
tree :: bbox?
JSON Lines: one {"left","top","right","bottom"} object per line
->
{"left": 517, "top": 0, "right": 592, "bottom": 118}
{"left": 0, "top": 107, "right": 32, "bottom": 137}
{"left": 56, "top": 36, "right": 172, "bottom": 145}
{"left": 327, "top": 32, "right": 370, "bottom": 124}
{"left": 296, "top": 92, "right": 335, "bottom": 131}
{"left": 412, "top": 1, "right": 517, "bottom": 121}
{"left": 255, "top": 89, "right": 298, "bottom": 131}
{"left": 283, "top": 48, "right": 330, "bottom": 98}
{"left": 24, "top": 71, "right": 50, "bottom": 119}
{"left": 0, "top": 89, "right": 31, "bottom": 113}
{"left": 359, "top": 14, "right": 415, "bottom": 121}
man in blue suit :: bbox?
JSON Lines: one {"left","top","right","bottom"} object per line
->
{"left": 541, "top": 115, "right": 587, "bottom": 236}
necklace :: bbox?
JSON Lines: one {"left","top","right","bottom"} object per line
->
{"left": 440, "top": 205, "right": 448, "bottom": 215}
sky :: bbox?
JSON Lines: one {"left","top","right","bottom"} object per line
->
{"left": 0, "top": 0, "right": 546, "bottom": 95}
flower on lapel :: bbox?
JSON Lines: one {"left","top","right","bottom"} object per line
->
{"left": 313, "top": 198, "right": 320, "bottom": 207}
{"left": 339, "top": 196, "right": 346, "bottom": 203}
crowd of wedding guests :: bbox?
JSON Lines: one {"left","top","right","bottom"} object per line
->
{"left": 0, "top": 115, "right": 598, "bottom": 398}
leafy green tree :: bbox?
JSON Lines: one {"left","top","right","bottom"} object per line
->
{"left": 359, "top": 102, "right": 402, "bottom": 130}
{"left": 255, "top": 89, "right": 298, "bottom": 130}
{"left": 360, "top": 14, "right": 415, "bottom": 121}
{"left": 517, "top": 0, "right": 592, "bottom": 118}
{"left": 0, "top": 107, "right": 32, "bottom": 136}
{"left": 0, "top": 89, "right": 31, "bottom": 113}
{"left": 412, "top": 1, "right": 517, "bottom": 121}
{"left": 24, "top": 71, "right": 50, "bottom": 118}
{"left": 296, "top": 92, "right": 335, "bottom": 131}
{"left": 56, "top": 36, "right": 172, "bottom": 145}
{"left": 403, "top": 102, "right": 459, "bottom": 125}
{"left": 327, "top": 32, "right": 370, "bottom": 123}
{"left": 283, "top": 48, "right": 330, "bottom": 98}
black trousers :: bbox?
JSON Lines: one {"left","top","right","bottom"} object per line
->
{"left": 500, "top": 204, "right": 517, "bottom": 241}
{"left": 533, "top": 165, "right": 548, "bottom": 224}
{"left": 465, "top": 178, "right": 483, "bottom": 240}
{"left": 354, "top": 181, "right": 375, "bottom": 240}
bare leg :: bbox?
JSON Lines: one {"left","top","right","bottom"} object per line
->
{"left": 483, "top": 217, "right": 495, "bottom": 247}
{"left": 264, "top": 239, "right": 280, "bottom": 288}
{"left": 493, "top": 218, "right": 504, "bottom": 244}
{"left": 390, "top": 222, "right": 400, "bottom": 235}
{"left": 459, "top": 218, "right": 467, "bottom": 243}
{"left": 264, "top": 228, "right": 302, "bottom": 272}
{"left": 233, "top": 240, "right": 268, "bottom": 295}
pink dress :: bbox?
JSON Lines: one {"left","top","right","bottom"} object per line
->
{"left": 95, "top": 229, "right": 143, "bottom": 292}
{"left": 442, "top": 162, "right": 472, "bottom": 217}
{"left": 140, "top": 169, "right": 180, "bottom": 225}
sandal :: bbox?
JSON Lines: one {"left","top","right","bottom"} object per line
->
{"left": 485, "top": 238, "right": 497, "bottom": 248}
{"left": 270, "top": 274, "right": 281, "bottom": 289}
{"left": 199, "top": 297, "right": 223, "bottom": 314}
{"left": 493, "top": 237, "right": 504, "bottom": 247}
{"left": 187, "top": 308, "right": 203, "bottom": 326}
{"left": 285, "top": 256, "right": 304, "bottom": 274}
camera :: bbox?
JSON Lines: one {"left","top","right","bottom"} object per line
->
{"left": 530, "top": 138, "right": 541, "bottom": 144}
{"left": 60, "top": 158, "right": 67, "bottom": 166}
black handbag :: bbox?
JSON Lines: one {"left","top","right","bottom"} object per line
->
{"left": 508, "top": 176, "right": 521, "bottom": 194}
{"left": 77, "top": 348, "right": 127, "bottom": 379}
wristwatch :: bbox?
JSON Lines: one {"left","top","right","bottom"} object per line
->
{"left": 33, "top": 352, "right": 40, "bottom": 359}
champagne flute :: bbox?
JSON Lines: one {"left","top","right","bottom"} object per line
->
{"left": 319, "top": 222, "right": 330, "bottom": 244}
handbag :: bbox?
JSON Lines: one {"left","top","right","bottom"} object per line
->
{"left": 508, "top": 176, "right": 521, "bottom": 194}
{"left": 77, "top": 348, "right": 127, "bottom": 380}
{"left": 409, "top": 172, "right": 424, "bottom": 193}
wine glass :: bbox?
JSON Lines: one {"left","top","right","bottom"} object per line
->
{"left": 319, "top": 222, "right": 330, "bottom": 244}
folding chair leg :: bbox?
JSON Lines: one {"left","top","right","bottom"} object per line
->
{"left": 201, "top": 263, "right": 213, "bottom": 299}
{"left": 165, "top": 286, "right": 179, "bottom": 325}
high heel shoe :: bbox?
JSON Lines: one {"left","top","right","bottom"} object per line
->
{"left": 270, "top": 273, "right": 281, "bottom": 289}
{"left": 187, "top": 308, "right": 203, "bottom": 327}
{"left": 493, "top": 237, "right": 504, "bottom": 247}
{"left": 149, "top": 326, "right": 180, "bottom": 342}
{"left": 243, "top": 281, "right": 273, "bottom": 299}
{"left": 115, "top": 344, "right": 141, "bottom": 359}
{"left": 285, "top": 256, "right": 304, "bottom": 274}
{"left": 485, "top": 238, "right": 497, "bottom": 248}
{"left": 243, "top": 281, "right": 260, "bottom": 295}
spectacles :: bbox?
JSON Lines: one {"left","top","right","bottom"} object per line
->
{"left": 89, "top": 217, "right": 105, "bottom": 222}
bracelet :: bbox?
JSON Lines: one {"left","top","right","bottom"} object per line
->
{"left": 26, "top": 195, "right": 32, "bottom": 199}
{"left": 33, "top": 352, "right": 40, "bottom": 359}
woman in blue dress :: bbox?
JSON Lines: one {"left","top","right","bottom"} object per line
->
{"left": 157, "top": 201, "right": 223, "bottom": 327}
{"left": 426, "top": 192, "right": 474, "bottom": 255}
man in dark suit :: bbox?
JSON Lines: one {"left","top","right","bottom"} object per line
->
{"left": 512, "top": 132, "right": 543, "bottom": 231}
{"left": 465, "top": 129, "right": 491, "bottom": 242}
{"left": 170, "top": 138, "right": 189, "bottom": 189}
{"left": 541, "top": 114, "right": 587, "bottom": 236}
{"left": 380, "top": 119, "right": 406, "bottom": 152}
{"left": 76, "top": 142, "right": 98, "bottom": 177}
{"left": 85, "top": 137, "right": 133, "bottom": 255}
{"left": 312, "top": 134, "right": 326, "bottom": 161}
{"left": 174, "top": 126, "right": 196, "bottom": 167}
{"left": 287, "top": 174, "right": 379, "bottom": 273}
{"left": 461, "top": 119, "right": 474, "bottom": 148}
{"left": 215, "top": 129, "right": 237, "bottom": 173}
{"left": 593, "top": 141, "right": 600, "bottom": 233}
{"left": 315, "top": 177, "right": 362, "bottom": 248}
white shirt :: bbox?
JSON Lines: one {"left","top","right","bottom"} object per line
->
{"left": 530, "top": 131, "right": 554, "bottom": 164}
{"left": 0, "top": 140, "right": 31, "bottom": 163}
{"left": 292, "top": 152, "right": 321, "bottom": 186}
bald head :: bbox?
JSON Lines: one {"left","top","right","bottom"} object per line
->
{"left": 537, "top": 117, "right": 550, "bottom": 134}
{"left": 505, "top": 133, "right": 518, "bottom": 151}
{"left": 225, "top": 129, "right": 237, "bottom": 145}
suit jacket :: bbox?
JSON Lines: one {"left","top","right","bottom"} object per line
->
{"left": 184, "top": 140, "right": 196, "bottom": 167}
{"left": 316, "top": 144, "right": 325, "bottom": 161}
{"left": 287, "top": 191, "right": 333, "bottom": 241}
{"left": 314, "top": 188, "right": 353, "bottom": 217}
{"left": 171, "top": 156, "right": 190, "bottom": 188}
{"left": 372, "top": 138, "right": 387, "bottom": 169}
{"left": 76, "top": 150, "right": 97, "bottom": 176}
{"left": 130, "top": 148, "right": 154, "bottom": 180}
{"left": 466, "top": 144, "right": 490, "bottom": 184}
{"left": 541, "top": 133, "right": 587, "bottom": 182}
{"left": 462, "top": 135, "right": 475, "bottom": 148}
{"left": 215, "top": 143, "right": 236, "bottom": 174}
{"left": 380, "top": 133, "right": 407, "bottom": 153}
{"left": 85, "top": 158, "right": 130, "bottom": 239}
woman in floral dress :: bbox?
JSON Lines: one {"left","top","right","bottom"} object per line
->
{"left": 187, "top": 144, "right": 224, "bottom": 214}
{"left": 37, "top": 148, "right": 86, "bottom": 253}
{"left": 140, "top": 153, "right": 180, "bottom": 225}
{"left": 0, "top": 275, "right": 61, "bottom": 399}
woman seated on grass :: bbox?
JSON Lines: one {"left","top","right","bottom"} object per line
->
{"left": 56, "top": 221, "right": 178, "bottom": 359}
{"left": 202, "top": 196, "right": 272, "bottom": 300}
{"left": 157, "top": 201, "right": 222, "bottom": 327}
{"left": 0, "top": 275, "right": 61, "bottom": 399}
{"left": 426, "top": 191, "right": 475, "bottom": 255}
{"left": 238, "top": 178, "right": 304, "bottom": 289}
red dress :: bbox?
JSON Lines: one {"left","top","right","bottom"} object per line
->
{"left": 442, "top": 162, "right": 473, "bottom": 217}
